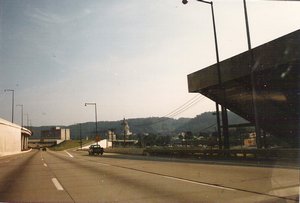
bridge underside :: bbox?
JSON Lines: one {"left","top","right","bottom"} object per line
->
{"left": 188, "top": 30, "right": 300, "bottom": 142}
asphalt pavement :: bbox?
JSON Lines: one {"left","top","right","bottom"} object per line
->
{"left": 0, "top": 149, "right": 299, "bottom": 202}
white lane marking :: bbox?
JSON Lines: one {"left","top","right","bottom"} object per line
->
{"left": 64, "top": 151, "right": 74, "bottom": 158}
{"left": 268, "top": 186, "right": 300, "bottom": 197}
{"left": 43, "top": 163, "right": 48, "bottom": 167}
{"left": 162, "top": 176, "right": 236, "bottom": 191}
{"left": 107, "top": 163, "right": 236, "bottom": 191}
{"left": 52, "top": 178, "right": 64, "bottom": 191}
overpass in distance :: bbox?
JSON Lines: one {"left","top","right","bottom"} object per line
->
{"left": 188, "top": 29, "right": 300, "bottom": 147}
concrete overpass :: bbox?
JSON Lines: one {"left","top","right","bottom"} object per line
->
{"left": 0, "top": 117, "right": 32, "bottom": 156}
{"left": 188, "top": 29, "right": 300, "bottom": 147}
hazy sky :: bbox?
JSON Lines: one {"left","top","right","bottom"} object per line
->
{"left": 0, "top": 0, "right": 299, "bottom": 126}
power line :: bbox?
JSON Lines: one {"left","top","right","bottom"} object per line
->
{"left": 161, "top": 94, "right": 202, "bottom": 118}
{"left": 132, "top": 94, "right": 206, "bottom": 127}
{"left": 199, "top": 123, "right": 217, "bottom": 132}
{"left": 166, "top": 96, "right": 205, "bottom": 118}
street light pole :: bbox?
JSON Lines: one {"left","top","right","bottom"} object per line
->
{"left": 85, "top": 103, "right": 98, "bottom": 143}
{"left": 79, "top": 123, "right": 83, "bottom": 149}
{"left": 4, "top": 89, "right": 15, "bottom": 123}
{"left": 243, "top": 0, "right": 261, "bottom": 148}
{"left": 243, "top": 0, "right": 251, "bottom": 50}
{"left": 182, "top": 0, "right": 229, "bottom": 149}
{"left": 24, "top": 113, "right": 29, "bottom": 128}
{"left": 16, "top": 104, "right": 23, "bottom": 127}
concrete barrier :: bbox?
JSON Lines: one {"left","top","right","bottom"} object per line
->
{"left": 143, "top": 147, "right": 300, "bottom": 162}
{"left": 96, "top": 146, "right": 300, "bottom": 163}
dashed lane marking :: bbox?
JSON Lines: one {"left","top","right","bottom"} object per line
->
{"left": 64, "top": 151, "right": 74, "bottom": 158}
{"left": 52, "top": 178, "right": 64, "bottom": 191}
{"left": 43, "top": 163, "right": 48, "bottom": 167}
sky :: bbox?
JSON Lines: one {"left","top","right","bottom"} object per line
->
{"left": 0, "top": 0, "right": 300, "bottom": 126}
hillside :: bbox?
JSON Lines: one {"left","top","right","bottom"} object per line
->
{"left": 30, "top": 111, "right": 248, "bottom": 139}
{"left": 176, "top": 111, "right": 249, "bottom": 133}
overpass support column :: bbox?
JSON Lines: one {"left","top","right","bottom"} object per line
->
{"left": 222, "top": 107, "right": 229, "bottom": 149}
{"left": 23, "top": 135, "right": 25, "bottom": 150}
{"left": 21, "top": 135, "right": 24, "bottom": 151}
{"left": 24, "top": 136, "right": 26, "bottom": 150}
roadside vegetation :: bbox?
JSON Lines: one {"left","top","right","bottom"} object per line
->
{"left": 51, "top": 140, "right": 93, "bottom": 151}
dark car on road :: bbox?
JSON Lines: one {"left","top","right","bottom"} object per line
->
{"left": 88, "top": 144, "right": 104, "bottom": 156}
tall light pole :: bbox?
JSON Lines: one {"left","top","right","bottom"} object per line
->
{"left": 4, "top": 89, "right": 15, "bottom": 123}
{"left": 24, "top": 113, "right": 29, "bottom": 128}
{"left": 243, "top": 0, "right": 261, "bottom": 148}
{"left": 85, "top": 102, "right": 98, "bottom": 143}
{"left": 182, "top": 0, "right": 229, "bottom": 149}
{"left": 79, "top": 123, "right": 83, "bottom": 149}
{"left": 16, "top": 104, "right": 23, "bottom": 127}
{"left": 243, "top": 0, "right": 251, "bottom": 51}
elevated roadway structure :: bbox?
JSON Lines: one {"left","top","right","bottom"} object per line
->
{"left": 0, "top": 118, "right": 32, "bottom": 156}
{"left": 188, "top": 30, "right": 300, "bottom": 147}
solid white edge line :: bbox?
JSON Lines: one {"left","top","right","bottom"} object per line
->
{"left": 162, "top": 176, "right": 236, "bottom": 191}
{"left": 52, "top": 178, "right": 64, "bottom": 191}
{"left": 269, "top": 186, "right": 300, "bottom": 197}
{"left": 64, "top": 151, "right": 74, "bottom": 158}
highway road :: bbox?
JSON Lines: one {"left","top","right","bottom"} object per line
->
{"left": 0, "top": 149, "right": 299, "bottom": 202}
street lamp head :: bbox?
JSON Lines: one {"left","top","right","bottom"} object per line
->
{"left": 85, "top": 102, "right": 96, "bottom": 106}
{"left": 182, "top": 0, "right": 188, "bottom": 4}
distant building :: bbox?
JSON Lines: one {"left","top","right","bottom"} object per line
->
{"left": 41, "top": 127, "right": 70, "bottom": 141}
{"left": 107, "top": 130, "right": 116, "bottom": 141}
{"left": 28, "top": 127, "right": 70, "bottom": 148}
{"left": 110, "top": 119, "right": 137, "bottom": 148}
{"left": 121, "top": 118, "right": 132, "bottom": 139}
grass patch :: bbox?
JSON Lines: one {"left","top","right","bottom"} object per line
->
{"left": 50, "top": 140, "right": 93, "bottom": 151}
